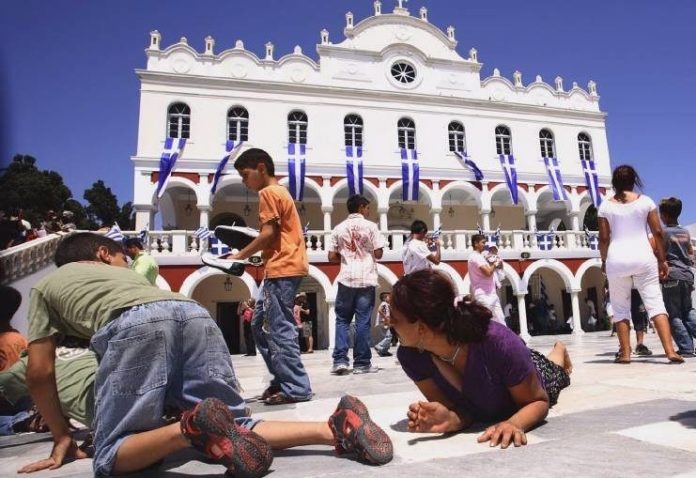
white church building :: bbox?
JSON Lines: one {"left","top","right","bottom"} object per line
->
{"left": 129, "top": 1, "right": 611, "bottom": 352}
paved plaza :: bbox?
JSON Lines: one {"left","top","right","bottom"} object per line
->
{"left": 2, "top": 331, "right": 696, "bottom": 477}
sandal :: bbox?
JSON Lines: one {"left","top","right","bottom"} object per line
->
{"left": 264, "top": 392, "right": 298, "bottom": 406}
{"left": 260, "top": 385, "right": 281, "bottom": 401}
{"left": 614, "top": 356, "right": 631, "bottom": 364}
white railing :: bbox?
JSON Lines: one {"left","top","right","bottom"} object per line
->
{"left": 0, "top": 233, "right": 63, "bottom": 284}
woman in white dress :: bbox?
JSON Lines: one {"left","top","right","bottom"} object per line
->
{"left": 597, "top": 165, "right": 683, "bottom": 364}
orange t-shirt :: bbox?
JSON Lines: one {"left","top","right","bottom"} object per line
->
{"left": 258, "top": 184, "right": 308, "bottom": 278}
{"left": 0, "top": 329, "right": 28, "bottom": 371}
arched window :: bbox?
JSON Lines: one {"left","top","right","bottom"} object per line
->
{"left": 344, "top": 114, "right": 363, "bottom": 147}
{"left": 448, "top": 121, "right": 466, "bottom": 153}
{"left": 539, "top": 129, "right": 555, "bottom": 158}
{"left": 167, "top": 102, "right": 190, "bottom": 138}
{"left": 227, "top": 106, "right": 249, "bottom": 142}
{"left": 495, "top": 125, "right": 512, "bottom": 155}
{"left": 578, "top": 132, "right": 593, "bottom": 161}
{"left": 398, "top": 118, "right": 416, "bottom": 149}
{"left": 288, "top": 110, "right": 307, "bottom": 144}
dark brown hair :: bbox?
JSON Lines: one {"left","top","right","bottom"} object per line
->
{"left": 658, "top": 197, "right": 682, "bottom": 223}
{"left": 234, "top": 148, "right": 275, "bottom": 176}
{"left": 54, "top": 232, "right": 124, "bottom": 267}
{"left": 611, "top": 164, "right": 643, "bottom": 202}
{"left": 391, "top": 269, "right": 491, "bottom": 344}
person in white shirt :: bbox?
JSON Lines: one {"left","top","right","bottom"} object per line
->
{"left": 598, "top": 164, "right": 683, "bottom": 364}
{"left": 467, "top": 234, "right": 506, "bottom": 325}
{"left": 402, "top": 220, "right": 441, "bottom": 275}
{"left": 328, "top": 195, "right": 385, "bottom": 375}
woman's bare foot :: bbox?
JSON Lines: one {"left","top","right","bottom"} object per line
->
{"left": 548, "top": 341, "right": 573, "bottom": 374}
{"left": 667, "top": 354, "right": 685, "bottom": 364}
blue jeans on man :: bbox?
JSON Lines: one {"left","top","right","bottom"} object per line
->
{"left": 252, "top": 276, "right": 312, "bottom": 400}
{"left": 374, "top": 328, "right": 393, "bottom": 355}
{"left": 662, "top": 279, "right": 696, "bottom": 354}
{"left": 333, "top": 283, "right": 376, "bottom": 369}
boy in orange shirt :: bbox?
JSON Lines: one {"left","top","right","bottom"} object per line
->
{"left": 0, "top": 286, "right": 28, "bottom": 372}
{"left": 232, "top": 148, "right": 312, "bottom": 405}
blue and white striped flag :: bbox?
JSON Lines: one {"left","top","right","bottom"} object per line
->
{"left": 499, "top": 154, "right": 518, "bottom": 205}
{"left": 208, "top": 236, "right": 231, "bottom": 256}
{"left": 345, "top": 145, "right": 364, "bottom": 196}
{"left": 211, "top": 140, "right": 243, "bottom": 194}
{"left": 543, "top": 157, "right": 569, "bottom": 201}
{"left": 453, "top": 151, "right": 484, "bottom": 181}
{"left": 584, "top": 225, "right": 599, "bottom": 250}
{"left": 194, "top": 226, "right": 212, "bottom": 240}
{"left": 581, "top": 159, "right": 602, "bottom": 207}
{"left": 303, "top": 222, "right": 310, "bottom": 239}
{"left": 536, "top": 228, "right": 555, "bottom": 251}
{"left": 288, "top": 143, "right": 306, "bottom": 201}
{"left": 485, "top": 227, "right": 500, "bottom": 249}
{"left": 400, "top": 148, "right": 419, "bottom": 201}
{"left": 156, "top": 137, "right": 187, "bottom": 198}
{"left": 105, "top": 223, "right": 124, "bottom": 243}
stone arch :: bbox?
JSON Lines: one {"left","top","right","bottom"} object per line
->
{"left": 306, "top": 265, "right": 334, "bottom": 301}
{"left": 432, "top": 262, "right": 466, "bottom": 294}
{"left": 328, "top": 178, "right": 382, "bottom": 210}
{"left": 155, "top": 275, "right": 171, "bottom": 291}
{"left": 439, "top": 181, "right": 483, "bottom": 208}
{"left": 574, "top": 258, "right": 603, "bottom": 286}
{"left": 178, "top": 267, "right": 259, "bottom": 298}
{"left": 277, "top": 176, "right": 323, "bottom": 202}
{"left": 376, "top": 264, "right": 400, "bottom": 287}
{"left": 520, "top": 259, "right": 577, "bottom": 291}
{"left": 151, "top": 176, "right": 199, "bottom": 204}
{"left": 386, "top": 181, "right": 434, "bottom": 207}
{"left": 211, "top": 175, "right": 244, "bottom": 205}
{"left": 489, "top": 182, "right": 530, "bottom": 211}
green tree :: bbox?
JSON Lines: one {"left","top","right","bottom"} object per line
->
{"left": 83, "top": 180, "right": 134, "bottom": 229}
{"left": 0, "top": 154, "right": 72, "bottom": 226}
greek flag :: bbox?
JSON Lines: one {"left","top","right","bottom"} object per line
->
{"left": 303, "top": 222, "right": 310, "bottom": 239}
{"left": 581, "top": 159, "right": 602, "bottom": 207}
{"left": 156, "top": 137, "right": 187, "bottom": 198}
{"left": 288, "top": 143, "right": 306, "bottom": 201}
{"left": 431, "top": 226, "right": 442, "bottom": 240}
{"left": 536, "top": 228, "right": 555, "bottom": 251}
{"left": 345, "top": 145, "right": 364, "bottom": 196}
{"left": 543, "top": 157, "right": 569, "bottom": 201}
{"left": 453, "top": 151, "right": 484, "bottom": 181}
{"left": 486, "top": 227, "right": 501, "bottom": 249}
{"left": 401, "top": 148, "right": 419, "bottom": 201}
{"left": 194, "top": 226, "right": 212, "bottom": 240}
{"left": 105, "top": 223, "right": 124, "bottom": 243}
{"left": 584, "top": 225, "right": 599, "bottom": 250}
{"left": 211, "top": 140, "right": 243, "bottom": 194}
{"left": 499, "top": 154, "right": 518, "bottom": 205}
{"left": 208, "top": 236, "right": 231, "bottom": 256}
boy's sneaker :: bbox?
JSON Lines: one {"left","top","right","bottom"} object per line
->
{"left": 374, "top": 347, "right": 392, "bottom": 357}
{"left": 330, "top": 364, "right": 350, "bottom": 375}
{"left": 634, "top": 344, "right": 653, "bottom": 356}
{"left": 201, "top": 252, "right": 246, "bottom": 276}
{"left": 181, "top": 398, "right": 273, "bottom": 478}
{"left": 328, "top": 395, "right": 393, "bottom": 465}
{"left": 353, "top": 365, "right": 380, "bottom": 374}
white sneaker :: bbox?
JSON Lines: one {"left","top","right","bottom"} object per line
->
{"left": 201, "top": 252, "right": 246, "bottom": 276}
{"left": 352, "top": 365, "right": 380, "bottom": 374}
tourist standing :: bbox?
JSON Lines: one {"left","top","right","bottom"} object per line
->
{"left": 124, "top": 238, "right": 159, "bottom": 286}
{"left": 402, "top": 220, "right": 441, "bottom": 275}
{"left": 374, "top": 292, "right": 393, "bottom": 357}
{"left": 597, "top": 165, "right": 683, "bottom": 363}
{"left": 328, "top": 194, "right": 385, "bottom": 375}
{"left": 468, "top": 234, "right": 506, "bottom": 325}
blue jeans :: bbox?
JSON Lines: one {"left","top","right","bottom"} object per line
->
{"left": 333, "top": 283, "right": 376, "bottom": 368}
{"left": 375, "top": 328, "right": 392, "bottom": 354}
{"left": 90, "top": 301, "right": 254, "bottom": 477}
{"left": 662, "top": 280, "right": 696, "bottom": 353}
{"left": 251, "top": 277, "right": 312, "bottom": 400}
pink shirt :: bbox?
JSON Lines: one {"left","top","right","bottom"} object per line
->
{"left": 468, "top": 251, "right": 496, "bottom": 295}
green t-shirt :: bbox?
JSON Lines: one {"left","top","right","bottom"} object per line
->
{"left": 0, "top": 347, "right": 97, "bottom": 426}
{"left": 28, "top": 262, "right": 191, "bottom": 343}
{"left": 131, "top": 252, "right": 159, "bottom": 285}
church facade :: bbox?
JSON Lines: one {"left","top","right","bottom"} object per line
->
{"left": 130, "top": 1, "right": 610, "bottom": 352}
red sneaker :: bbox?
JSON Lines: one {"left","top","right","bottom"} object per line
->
{"left": 328, "top": 395, "right": 393, "bottom": 465}
{"left": 181, "top": 398, "right": 273, "bottom": 477}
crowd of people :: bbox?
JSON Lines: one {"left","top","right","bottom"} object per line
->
{"left": 0, "top": 150, "right": 693, "bottom": 476}
{"left": 0, "top": 209, "right": 76, "bottom": 250}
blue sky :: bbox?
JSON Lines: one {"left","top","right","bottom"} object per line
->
{"left": 2, "top": 0, "right": 695, "bottom": 224}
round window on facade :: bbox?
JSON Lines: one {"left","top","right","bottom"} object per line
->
{"left": 391, "top": 61, "right": 416, "bottom": 84}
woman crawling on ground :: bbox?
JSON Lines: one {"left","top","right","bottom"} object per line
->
{"left": 391, "top": 269, "right": 572, "bottom": 448}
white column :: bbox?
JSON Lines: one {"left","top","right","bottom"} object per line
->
{"left": 378, "top": 208, "right": 389, "bottom": 232}
{"left": 481, "top": 210, "right": 491, "bottom": 230}
{"left": 431, "top": 208, "right": 441, "bottom": 231}
{"left": 322, "top": 206, "right": 332, "bottom": 231}
{"left": 526, "top": 211, "right": 537, "bottom": 231}
{"left": 327, "top": 301, "right": 337, "bottom": 350}
{"left": 198, "top": 206, "right": 211, "bottom": 229}
{"left": 516, "top": 293, "right": 531, "bottom": 342}
{"left": 134, "top": 205, "right": 155, "bottom": 231}
{"left": 570, "top": 290, "right": 584, "bottom": 334}
{"left": 570, "top": 211, "right": 580, "bottom": 231}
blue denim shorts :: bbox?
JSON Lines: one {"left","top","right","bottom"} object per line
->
{"left": 90, "top": 300, "right": 256, "bottom": 477}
